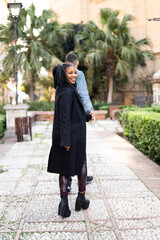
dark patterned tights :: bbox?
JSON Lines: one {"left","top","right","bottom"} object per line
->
{"left": 59, "top": 157, "right": 87, "bottom": 197}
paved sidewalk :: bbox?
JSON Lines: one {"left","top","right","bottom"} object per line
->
{"left": 0, "top": 120, "right": 160, "bottom": 240}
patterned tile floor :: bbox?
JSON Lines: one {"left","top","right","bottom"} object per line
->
{"left": 0, "top": 120, "right": 160, "bottom": 240}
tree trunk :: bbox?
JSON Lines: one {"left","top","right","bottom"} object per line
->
{"left": 107, "top": 77, "right": 113, "bottom": 104}
{"left": 29, "top": 75, "right": 34, "bottom": 101}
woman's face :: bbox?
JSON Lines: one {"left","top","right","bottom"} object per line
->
{"left": 65, "top": 66, "right": 78, "bottom": 85}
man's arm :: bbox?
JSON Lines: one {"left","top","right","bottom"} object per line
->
{"left": 76, "top": 70, "right": 93, "bottom": 113}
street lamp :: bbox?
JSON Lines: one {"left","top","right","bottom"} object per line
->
{"left": 148, "top": 18, "right": 160, "bottom": 21}
{"left": 7, "top": 1, "right": 22, "bottom": 104}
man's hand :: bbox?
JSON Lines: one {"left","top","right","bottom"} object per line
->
{"left": 64, "top": 146, "right": 70, "bottom": 151}
{"left": 90, "top": 111, "right": 96, "bottom": 123}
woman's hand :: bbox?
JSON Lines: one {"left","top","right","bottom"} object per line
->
{"left": 64, "top": 146, "right": 70, "bottom": 151}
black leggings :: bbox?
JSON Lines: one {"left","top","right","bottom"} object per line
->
{"left": 59, "top": 156, "right": 87, "bottom": 197}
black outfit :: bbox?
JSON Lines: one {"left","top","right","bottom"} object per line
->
{"left": 47, "top": 64, "right": 91, "bottom": 217}
{"left": 48, "top": 85, "right": 91, "bottom": 176}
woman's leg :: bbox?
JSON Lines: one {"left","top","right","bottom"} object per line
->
{"left": 59, "top": 174, "right": 69, "bottom": 197}
{"left": 78, "top": 155, "right": 87, "bottom": 193}
{"left": 58, "top": 174, "right": 71, "bottom": 217}
{"left": 76, "top": 154, "right": 90, "bottom": 211}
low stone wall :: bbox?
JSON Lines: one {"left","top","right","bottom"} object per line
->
{"left": 28, "top": 110, "right": 107, "bottom": 123}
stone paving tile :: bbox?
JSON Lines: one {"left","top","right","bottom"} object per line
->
{"left": 119, "top": 228, "right": 160, "bottom": 240}
{"left": 0, "top": 202, "right": 6, "bottom": 216}
{"left": 3, "top": 201, "right": 27, "bottom": 222}
{"left": 0, "top": 181, "right": 16, "bottom": 195}
{"left": 94, "top": 165, "right": 136, "bottom": 177}
{"left": 99, "top": 179, "right": 149, "bottom": 198}
{"left": 108, "top": 196, "right": 160, "bottom": 218}
{"left": 0, "top": 157, "right": 29, "bottom": 168}
{"left": 29, "top": 157, "right": 44, "bottom": 165}
{"left": 85, "top": 182, "right": 100, "bottom": 194}
{"left": 0, "top": 232, "right": 16, "bottom": 240}
{"left": 22, "top": 165, "right": 39, "bottom": 180}
{"left": 0, "top": 168, "right": 23, "bottom": 181}
{"left": 14, "top": 181, "right": 33, "bottom": 195}
{"left": 116, "top": 217, "right": 160, "bottom": 229}
{"left": 33, "top": 180, "right": 59, "bottom": 195}
{"left": 4, "top": 145, "right": 35, "bottom": 157}
{"left": 19, "top": 232, "right": 88, "bottom": 240}
{"left": 22, "top": 221, "right": 86, "bottom": 232}
{"left": 92, "top": 231, "right": 117, "bottom": 240}
{"left": 38, "top": 168, "right": 57, "bottom": 181}
{"left": 88, "top": 199, "right": 109, "bottom": 220}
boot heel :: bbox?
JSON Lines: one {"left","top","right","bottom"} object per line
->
{"left": 75, "top": 193, "right": 90, "bottom": 211}
{"left": 58, "top": 197, "right": 71, "bottom": 218}
{"left": 58, "top": 203, "right": 66, "bottom": 216}
{"left": 75, "top": 199, "right": 82, "bottom": 211}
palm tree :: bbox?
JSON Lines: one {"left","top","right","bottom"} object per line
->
{"left": 0, "top": 4, "right": 59, "bottom": 101}
{"left": 75, "top": 8, "right": 154, "bottom": 103}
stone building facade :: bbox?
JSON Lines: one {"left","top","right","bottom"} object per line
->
{"left": 49, "top": 0, "right": 160, "bottom": 104}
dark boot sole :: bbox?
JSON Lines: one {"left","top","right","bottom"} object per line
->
{"left": 75, "top": 199, "right": 90, "bottom": 211}
{"left": 58, "top": 202, "right": 71, "bottom": 217}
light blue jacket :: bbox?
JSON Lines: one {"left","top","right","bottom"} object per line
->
{"left": 76, "top": 69, "right": 93, "bottom": 113}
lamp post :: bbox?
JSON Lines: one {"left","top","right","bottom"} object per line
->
{"left": 7, "top": 1, "right": 22, "bottom": 104}
{"left": 148, "top": 18, "right": 160, "bottom": 21}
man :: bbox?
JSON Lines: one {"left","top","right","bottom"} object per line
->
{"left": 66, "top": 53, "right": 95, "bottom": 192}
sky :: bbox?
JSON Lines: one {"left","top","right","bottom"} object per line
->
{"left": 14, "top": 0, "right": 50, "bottom": 16}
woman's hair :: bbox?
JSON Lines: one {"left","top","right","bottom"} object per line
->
{"left": 53, "top": 62, "right": 74, "bottom": 89}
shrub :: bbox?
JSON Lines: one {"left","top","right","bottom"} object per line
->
{"left": 0, "top": 115, "right": 6, "bottom": 137}
{"left": 151, "top": 106, "right": 160, "bottom": 113}
{"left": 27, "top": 101, "right": 55, "bottom": 111}
{"left": 0, "top": 103, "right": 6, "bottom": 115}
{"left": 92, "top": 100, "right": 109, "bottom": 110}
{"left": 121, "top": 110, "right": 160, "bottom": 163}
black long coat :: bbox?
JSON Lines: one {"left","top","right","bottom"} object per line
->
{"left": 47, "top": 84, "right": 91, "bottom": 176}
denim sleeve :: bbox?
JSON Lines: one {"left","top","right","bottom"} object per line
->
{"left": 76, "top": 71, "right": 93, "bottom": 113}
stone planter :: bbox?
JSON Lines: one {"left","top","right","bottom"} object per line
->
{"left": 4, "top": 104, "right": 29, "bottom": 137}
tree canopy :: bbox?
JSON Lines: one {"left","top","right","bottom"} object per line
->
{"left": 74, "top": 8, "right": 154, "bottom": 103}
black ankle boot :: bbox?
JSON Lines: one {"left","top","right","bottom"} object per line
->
{"left": 75, "top": 192, "right": 90, "bottom": 211}
{"left": 58, "top": 196, "right": 71, "bottom": 217}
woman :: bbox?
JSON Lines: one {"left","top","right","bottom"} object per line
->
{"left": 47, "top": 62, "right": 92, "bottom": 217}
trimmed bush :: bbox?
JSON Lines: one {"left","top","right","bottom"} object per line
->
{"left": 28, "top": 101, "right": 55, "bottom": 111}
{"left": 151, "top": 106, "right": 160, "bottom": 113}
{"left": 0, "top": 103, "right": 5, "bottom": 115}
{"left": 121, "top": 110, "right": 160, "bottom": 162}
{"left": 92, "top": 101, "right": 109, "bottom": 110}
{"left": 0, "top": 115, "right": 6, "bottom": 137}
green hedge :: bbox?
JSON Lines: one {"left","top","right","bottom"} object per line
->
{"left": 28, "top": 101, "right": 55, "bottom": 111}
{"left": 0, "top": 115, "right": 6, "bottom": 137}
{"left": 92, "top": 100, "right": 108, "bottom": 110}
{"left": 121, "top": 110, "right": 160, "bottom": 162}
{"left": 0, "top": 103, "right": 5, "bottom": 115}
